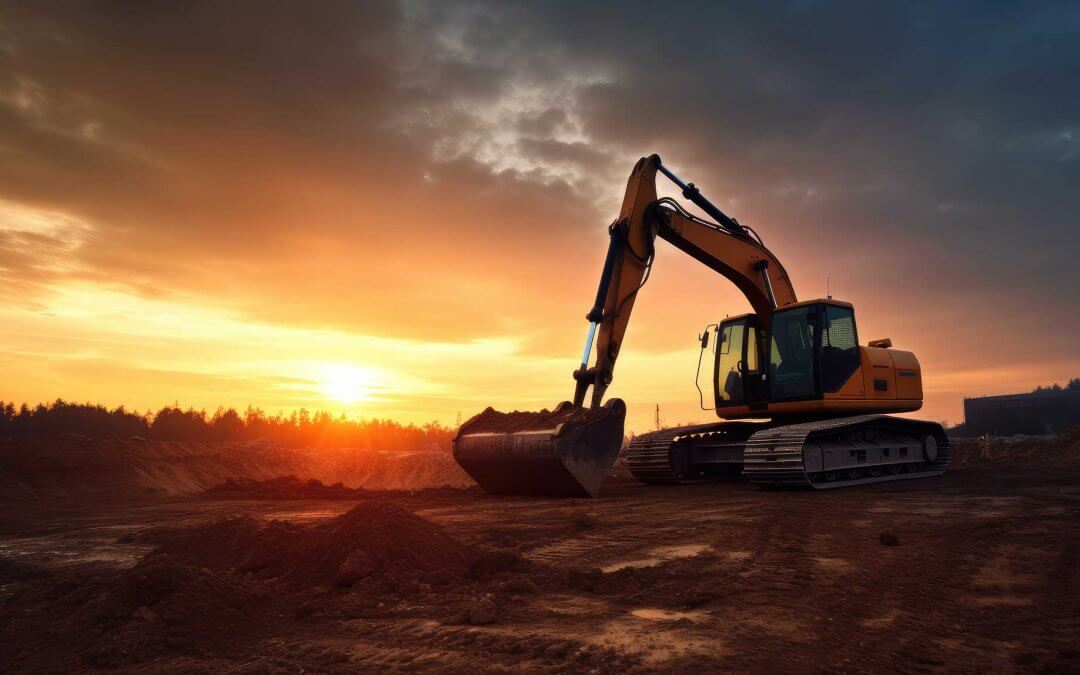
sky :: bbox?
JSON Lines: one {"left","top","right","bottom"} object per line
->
{"left": 1, "top": 1, "right": 1078, "bottom": 431}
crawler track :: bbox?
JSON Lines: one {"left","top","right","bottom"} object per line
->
{"left": 626, "top": 422, "right": 732, "bottom": 483}
{"left": 742, "top": 415, "right": 949, "bottom": 489}
{"left": 627, "top": 415, "right": 948, "bottom": 489}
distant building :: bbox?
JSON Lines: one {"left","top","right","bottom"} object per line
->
{"left": 963, "top": 389, "right": 1080, "bottom": 436}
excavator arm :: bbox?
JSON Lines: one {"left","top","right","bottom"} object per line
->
{"left": 573, "top": 154, "right": 797, "bottom": 408}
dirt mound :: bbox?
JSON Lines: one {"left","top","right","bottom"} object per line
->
{"left": 0, "top": 435, "right": 474, "bottom": 502}
{"left": 313, "top": 449, "right": 472, "bottom": 491}
{"left": 154, "top": 502, "right": 475, "bottom": 588}
{"left": 87, "top": 558, "right": 279, "bottom": 666}
{"left": 204, "top": 475, "right": 368, "bottom": 499}
{"left": 460, "top": 405, "right": 608, "bottom": 434}
{"left": 0, "top": 435, "right": 313, "bottom": 502}
{"left": 949, "top": 427, "right": 1080, "bottom": 467}
{"left": 0, "top": 556, "right": 285, "bottom": 672}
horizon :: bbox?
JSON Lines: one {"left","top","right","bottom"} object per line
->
{"left": 7, "top": 371, "right": 1080, "bottom": 434}
{"left": 3, "top": 2, "right": 1079, "bottom": 432}
{"left": 1, "top": 398, "right": 456, "bottom": 426}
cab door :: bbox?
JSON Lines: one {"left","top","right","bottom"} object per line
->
{"left": 714, "top": 318, "right": 766, "bottom": 409}
{"left": 743, "top": 322, "right": 767, "bottom": 408}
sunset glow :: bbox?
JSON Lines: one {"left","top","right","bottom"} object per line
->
{"left": 318, "top": 364, "right": 381, "bottom": 405}
{"left": 1, "top": 2, "right": 1077, "bottom": 430}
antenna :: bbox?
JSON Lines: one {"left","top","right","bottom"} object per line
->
{"left": 827, "top": 276, "right": 832, "bottom": 299}
{"left": 654, "top": 404, "right": 661, "bottom": 431}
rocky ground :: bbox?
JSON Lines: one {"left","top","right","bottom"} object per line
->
{"left": 1, "top": 431, "right": 1078, "bottom": 672}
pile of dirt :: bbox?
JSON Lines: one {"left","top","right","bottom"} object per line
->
{"left": 460, "top": 405, "right": 609, "bottom": 434}
{"left": 0, "top": 435, "right": 474, "bottom": 502}
{"left": 84, "top": 558, "right": 281, "bottom": 667}
{"left": 0, "top": 435, "right": 313, "bottom": 502}
{"left": 0, "top": 556, "right": 285, "bottom": 671}
{"left": 204, "top": 475, "right": 368, "bottom": 500}
{"left": 949, "top": 427, "right": 1080, "bottom": 467}
{"left": 153, "top": 502, "right": 475, "bottom": 589}
{"left": 314, "top": 449, "right": 472, "bottom": 491}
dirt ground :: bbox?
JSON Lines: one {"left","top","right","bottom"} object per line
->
{"left": 1, "top": 433, "right": 1078, "bottom": 673}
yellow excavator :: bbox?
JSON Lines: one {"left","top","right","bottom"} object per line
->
{"left": 454, "top": 155, "right": 948, "bottom": 497}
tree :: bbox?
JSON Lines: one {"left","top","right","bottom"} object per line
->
{"left": 0, "top": 399, "right": 455, "bottom": 452}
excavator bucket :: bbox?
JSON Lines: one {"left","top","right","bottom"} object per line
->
{"left": 453, "top": 399, "right": 626, "bottom": 498}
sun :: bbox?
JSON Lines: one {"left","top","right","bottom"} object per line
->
{"left": 318, "top": 363, "right": 379, "bottom": 404}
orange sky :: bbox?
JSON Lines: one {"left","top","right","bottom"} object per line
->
{"left": 2, "top": 2, "right": 1078, "bottom": 431}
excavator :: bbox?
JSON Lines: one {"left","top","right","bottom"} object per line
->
{"left": 453, "top": 155, "right": 948, "bottom": 497}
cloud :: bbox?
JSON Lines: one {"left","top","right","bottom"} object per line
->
{"left": 0, "top": 0, "right": 1077, "bottom": 425}
{"left": 0, "top": 199, "right": 98, "bottom": 304}
{"left": 394, "top": 0, "right": 623, "bottom": 200}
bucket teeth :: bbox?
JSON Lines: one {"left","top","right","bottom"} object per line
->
{"left": 452, "top": 399, "right": 626, "bottom": 498}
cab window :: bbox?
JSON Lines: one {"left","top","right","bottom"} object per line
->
{"left": 716, "top": 320, "right": 746, "bottom": 404}
{"left": 820, "top": 305, "right": 861, "bottom": 392}
{"left": 768, "top": 307, "right": 817, "bottom": 400}
{"left": 745, "top": 326, "right": 759, "bottom": 373}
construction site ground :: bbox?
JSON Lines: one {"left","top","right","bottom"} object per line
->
{"left": 1, "top": 432, "right": 1078, "bottom": 673}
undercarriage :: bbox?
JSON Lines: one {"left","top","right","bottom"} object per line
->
{"left": 627, "top": 415, "right": 949, "bottom": 489}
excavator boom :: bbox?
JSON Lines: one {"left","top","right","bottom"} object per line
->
{"left": 574, "top": 154, "right": 796, "bottom": 410}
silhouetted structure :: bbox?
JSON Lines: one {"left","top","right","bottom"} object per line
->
{"left": 963, "top": 380, "right": 1080, "bottom": 436}
{"left": 0, "top": 400, "right": 453, "bottom": 451}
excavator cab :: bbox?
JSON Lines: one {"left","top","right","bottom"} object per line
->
{"left": 710, "top": 300, "right": 911, "bottom": 419}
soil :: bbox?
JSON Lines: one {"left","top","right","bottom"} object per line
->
{"left": 0, "top": 435, "right": 470, "bottom": 502}
{"left": 0, "top": 430, "right": 1078, "bottom": 672}
{"left": 949, "top": 427, "right": 1080, "bottom": 467}
{"left": 204, "top": 476, "right": 368, "bottom": 500}
{"left": 151, "top": 502, "right": 476, "bottom": 588}
{"left": 461, "top": 405, "right": 609, "bottom": 434}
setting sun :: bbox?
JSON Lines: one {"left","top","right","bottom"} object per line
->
{"left": 318, "top": 364, "right": 381, "bottom": 404}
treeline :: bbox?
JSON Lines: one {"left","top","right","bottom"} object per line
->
{"left": 1032, "top": 378, "right": 1080, "bottom": 394}
{"left": 0, "top": 400, "right": 454, "bottom": 451}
